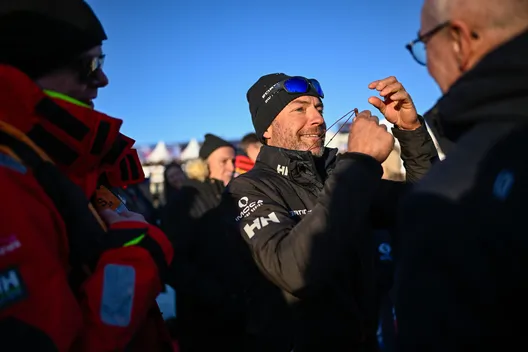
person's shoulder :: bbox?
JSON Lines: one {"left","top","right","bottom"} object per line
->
{"left": 229, "top": 163, "right": 279, "bottom": 188}
{"left": 414, "top": 122, "right": 528, "bottom": 202}
{"left": 0, "top": 151, "right": 54, "bottom": 211}
{"left": 179, "top": 178, "right": 208, "bottom": 193}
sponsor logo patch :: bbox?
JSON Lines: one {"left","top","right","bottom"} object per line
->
{"left": 289, "top": 209, "right": 312, "bottom": 217}
{"left": 243, "top": 212, "right": 281, "bottom": 238}
{"left": 235, "top": 198, "right": 264, "bottom": 222}
{"left": 0, "top": 267, "right": 27, "bottom": 310}
{"left": 493, "top": 169, "right": 514, "bottom": 201}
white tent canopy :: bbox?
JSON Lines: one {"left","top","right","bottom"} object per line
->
{"left": 180, "top": 138, "right": 200, "bottom": 161}
{"left": 146, "top": 141, "right": 172, "bottom": 164}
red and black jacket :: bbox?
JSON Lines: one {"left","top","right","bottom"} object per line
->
{"left": 0, "top": 65, "right": 173, "bottom": 351}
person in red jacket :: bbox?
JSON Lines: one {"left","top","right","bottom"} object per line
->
{"left": 0, "top": 1, "right": 174, "bottom": 351}
{"left": 234, "top": 132, "right": 262, "bottom": 177}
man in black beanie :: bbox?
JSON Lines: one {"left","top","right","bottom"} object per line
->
{"left": 215, "top": 73, "right": 439, "bottom": 351}
{"left": 0, "top": 0, "right": 109, "bottom": 108}
{"left": 0, "top": 1, "right": 174, "bottom": 351}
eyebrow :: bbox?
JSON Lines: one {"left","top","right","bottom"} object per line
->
{"left": 290, "top": 100, "right": 324, "bottom": 108}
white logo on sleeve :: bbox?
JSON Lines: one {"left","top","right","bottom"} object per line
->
{"left": 289, "top": 209, "right": 311, "bottom": 217}
{"left": 235, "top": 198, "right": 264, "bottom": 222}
{"left": 243, "top": 212, "right": 281, "bottom": 238}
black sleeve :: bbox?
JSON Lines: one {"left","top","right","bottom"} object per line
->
{"left": 392, "top": 116, "right": 438, "bottom": 183}
{"left": 367, "top": 118, "right": 437, "bottom": 229}
{"left": 224, "top": 153, "right": 383, "bottom": 298}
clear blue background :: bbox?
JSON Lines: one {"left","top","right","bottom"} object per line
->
{"left": 86, "top": 0, "right": 440, "bottom": 145}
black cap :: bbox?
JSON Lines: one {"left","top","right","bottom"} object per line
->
{"left": 247, "top": 73, "right": 321, "bottom": 142}
{"left": 0, "top": 0, "right": 107, "bottom": 79}
{"left": 199, "top": 134, "right": 234, "bottom": 160}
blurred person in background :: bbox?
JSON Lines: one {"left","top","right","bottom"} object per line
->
{"left": 162, "top": 134, "right": 237, "bottom": 352}
{"left": 164, "top": 162, "right": 186, "bottom": 204}
{"left": 0, "top": 1, "right": 173, "bottom": 350}
{"left": 163, "top": 133, "right": 235, "bottom": 233}
{"left": 396, "top": 0, "right": 528, "bottom": 350}
{"left": 382, "top": 143, "right": 405, "bottom": 181}
{"left": 235, "top": 132, "right": 262, "bottom": 177}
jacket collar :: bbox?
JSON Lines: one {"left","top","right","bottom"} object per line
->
{"left": 256, "top": 145, "right": 338, "bottom": 188}
{"left": 425, "top": 29, "right": 528, "bottom": 155}
{"left": 0, "top": 65, "right": 144, "bottom": 191}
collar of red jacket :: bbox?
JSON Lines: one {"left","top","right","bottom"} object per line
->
{"left": 0, "top": 64, "right": 144, "bottom": 189}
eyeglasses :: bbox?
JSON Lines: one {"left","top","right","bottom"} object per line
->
{"left": 406, "top": 21, "right": 479, "bottom": 66}
{"left": 262, "top": 76, "right": 324, "bottom": 103}
{"left": 73, "top": 54, "right": 106, "bottom": 81}
{"left": 406, "top": 21, "right": 450, "bottom": 65}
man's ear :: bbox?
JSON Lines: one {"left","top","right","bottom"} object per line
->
{"left": 263, "top": 125, "right": 272, "bottom": 141}
{"left": 450, "top": 20, "right": 475, "bottom": 71}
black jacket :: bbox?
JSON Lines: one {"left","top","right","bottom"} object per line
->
{"left": 162, "top": 178, "right": 226, "bottom": 311}
{"left": 222, "top": 123, "right": 437, "bottom": 351}
{"left": 395, "top": 29, "right": 528, "bottom": 352}
{"left": 163, "top": 177, "right": 224, "bottom": 242}
{"left": 163, "top": 177, "right": 258, "bottom": 351}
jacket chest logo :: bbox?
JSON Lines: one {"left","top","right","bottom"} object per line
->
{"left": 276, "top": 164, "right": 289, "bottom": 176}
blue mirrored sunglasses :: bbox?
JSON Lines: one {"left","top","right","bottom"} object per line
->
{"left": 263, "top": 76, "right": 324, "bottom": 102}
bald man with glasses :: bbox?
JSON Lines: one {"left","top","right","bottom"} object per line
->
{"left": 396, "top": 0, "right": 528, "bottom": 350}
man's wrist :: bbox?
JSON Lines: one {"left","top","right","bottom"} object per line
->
{"left": 396, "top": 120, "right": 422, "bottom": 131}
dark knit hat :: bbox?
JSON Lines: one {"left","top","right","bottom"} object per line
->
{"left": 247, "top": 73, "right": 322, "bottom": 142}
{"left": 0, "top": 0, "right": 107, "bottom": 79}
{"left": 199, "top": 134, "right": 234, "bottom": 160}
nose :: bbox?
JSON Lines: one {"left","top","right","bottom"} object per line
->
{"left": 93, "top": 69, "right": 109, "bottom": 88}
{"left": 308, "top": 106, "right": 325, "bottom": 126}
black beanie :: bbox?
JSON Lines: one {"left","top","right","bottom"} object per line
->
{"left": 0, "top": 0, "right": 107, "bottom": 79}
{"left": 199, "top": 134, "right": 234, "bottom": 160}
{"left": 247, "top": 73, "right": 322, "bottom": 142}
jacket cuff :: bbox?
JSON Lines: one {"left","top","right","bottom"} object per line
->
{"left": 391, "top": 115, "right": 436, "bottom": 160}
{"left": 338, "top": 152, "right": 383, "bottom": 177}
{"left": 391, "top": 115, "right": 428, "bottom": 140}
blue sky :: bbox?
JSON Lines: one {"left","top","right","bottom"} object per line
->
{"left": 86, "top": 0, "right": 440, "bottom": 145}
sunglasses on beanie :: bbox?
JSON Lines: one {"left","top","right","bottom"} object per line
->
{"left": 262, "top": 76, "right": 324, "bottom": 103}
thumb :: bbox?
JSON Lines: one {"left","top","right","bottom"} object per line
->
{"left": 368, "top": 96, "right": 386, "bottom": 115}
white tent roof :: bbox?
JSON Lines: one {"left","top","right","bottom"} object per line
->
{"left": 170, "top": 144, "right": 182, "bottom": 160}
{"left": 146, "top": 141, "right": 172, "bottom": 164}
{"left": 180, "top": 138, "right": 200, "bottom": 161}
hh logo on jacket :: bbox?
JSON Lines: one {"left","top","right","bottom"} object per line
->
{"left": 0, "top": 267, "right": 27, "bottom": 310}
{"left": 243, "top": 212, "right": 280, "bottom": 238}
